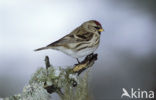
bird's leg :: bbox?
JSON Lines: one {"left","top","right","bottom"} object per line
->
{"left": 76, "top": 58, "right": 80, "bottom": 64}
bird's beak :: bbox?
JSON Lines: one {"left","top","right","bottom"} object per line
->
{"left": 98, "top": 28, "right": 104, "bottom": 32}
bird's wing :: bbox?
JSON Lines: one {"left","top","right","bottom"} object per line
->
{"left": 47, "top": 27, "right": 93, "bottom": 48}
{"left": 46, "top": 34, "right": 77, "bottom": 47}
{"left": 75, "top": 32, "right": 94, "bottom": 41}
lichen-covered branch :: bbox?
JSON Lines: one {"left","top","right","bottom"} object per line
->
{"left": 72, "top": 53, "right": 97, "bottom": 75}
{"left": 3, "top": 53, "right": 98, "bottom": 100}
{"left": 44, "top": 53, "right": 97, "bottom": 95}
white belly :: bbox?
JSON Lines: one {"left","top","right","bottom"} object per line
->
{"left": 52, "top": 44, "right": 98, "bottom": 58}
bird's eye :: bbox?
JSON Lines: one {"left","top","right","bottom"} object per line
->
{"left": 94, "top": 26, "right": 100, "bottom": 29}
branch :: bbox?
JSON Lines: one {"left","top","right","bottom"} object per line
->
{"left": 72, "top": 53, "right": 97, "bottom": 75}
{"left": 3, "top": 53, "right": 98, "bottom": 100}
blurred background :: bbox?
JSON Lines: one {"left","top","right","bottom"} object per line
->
{"left": 0, "top": 0, "right": 156, "bottom": 100}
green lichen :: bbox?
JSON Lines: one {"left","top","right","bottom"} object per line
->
{"left": 62, "top": 70, "right": 91, "bottom": 100}
{"left": 4, "top": 94, "right": 21, "bottom": 100}
{"left": 21, "top": 83, "right": 50, "bottom": 100}
{"left": 3, "top": 65, "right": 91, "bottom": 100}
{"left": 4, "top": 83, "right": 50, "bottom": 100}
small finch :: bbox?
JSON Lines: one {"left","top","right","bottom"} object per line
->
{"left": 35, "top": 20, "right": 104, "bottom": 63}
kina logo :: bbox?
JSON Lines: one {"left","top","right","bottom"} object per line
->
{"left": 121, "top": 88, "right": 154, "bottom": 99}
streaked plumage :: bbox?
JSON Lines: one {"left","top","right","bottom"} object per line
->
{"left": 35, "top": 20, "right": 104, "bottom": 62}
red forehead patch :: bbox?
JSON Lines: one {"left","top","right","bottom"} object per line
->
{"left": 94, "top": 20, "right": 101, "bottom": 26}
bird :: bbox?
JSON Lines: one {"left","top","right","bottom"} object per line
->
{"left": 34, "top": 20, "right": 104, "bottom": 63}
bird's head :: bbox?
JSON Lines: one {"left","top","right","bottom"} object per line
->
{"left": 82, "top": 20, "right": 104, "bottom": 34}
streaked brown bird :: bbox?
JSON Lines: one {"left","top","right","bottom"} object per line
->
{"left": 35, "top": 20, "right": 104, "bottom": 63}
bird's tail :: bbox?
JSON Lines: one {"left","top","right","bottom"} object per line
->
{"left": 34, "top": 47, "right": 48, "bottom": 51}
